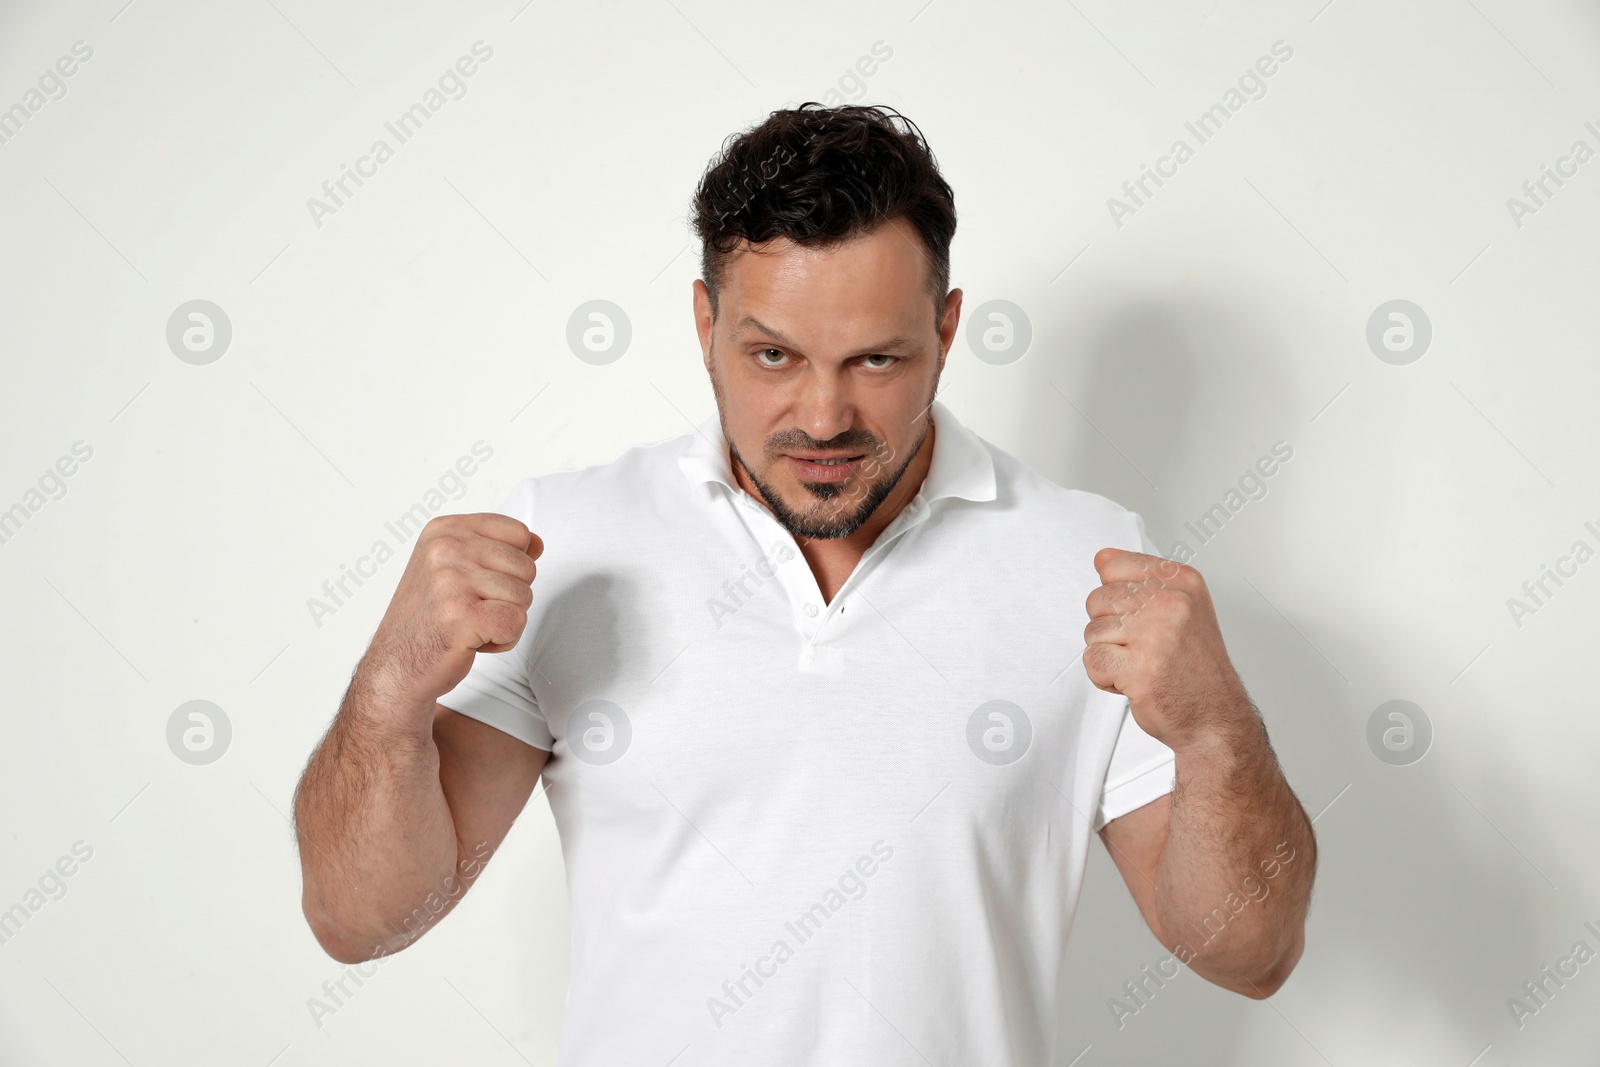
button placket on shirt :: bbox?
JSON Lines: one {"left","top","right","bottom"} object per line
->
{"left": 730, "top": 491, "right": 936, "bottom": 648}
{"left": 721, "top": 491, "right": 818, "bottom": 640}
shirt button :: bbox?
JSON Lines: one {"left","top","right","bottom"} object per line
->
{"left": 803, "top": 604, "right": 818, "bottom": 618}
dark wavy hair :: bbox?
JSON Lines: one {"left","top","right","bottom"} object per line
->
{"left": 691, "top": 102, "right": 957, "bottom": 323}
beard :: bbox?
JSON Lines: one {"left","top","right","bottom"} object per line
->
{"left": 710, "top": 365, "right": 935, "bottom": 542}
{"left": 729, "top": 424, "right": 927, "bottom": 541}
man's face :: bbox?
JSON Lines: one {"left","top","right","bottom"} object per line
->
{"left": 693, "top": 216, "right": 962, "bottom": 541}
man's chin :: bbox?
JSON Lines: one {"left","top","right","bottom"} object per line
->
{"left": 792, "top": 479, "right": 848, "bottom": 501}
{"left": 770, "top": 493, "right": 875, "bottom": 541}
{"left": 740, "top": 457, "right": 892, "bottom": 541}
{"left": 785, "top": 520, "right": 864, "bottom": 542}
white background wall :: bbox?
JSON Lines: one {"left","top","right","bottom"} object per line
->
{"left": 2, "top": 0, "right": 1597, "bottom": 1063}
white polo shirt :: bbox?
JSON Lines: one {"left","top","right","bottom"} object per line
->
{"left": 439, "top": 398, "right": 1176, "bottom": 1066}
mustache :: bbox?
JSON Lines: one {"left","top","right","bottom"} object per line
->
{"left": 765, "top": 431, "right": 885, "bottom": 456}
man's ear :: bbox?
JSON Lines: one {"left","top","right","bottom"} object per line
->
{"left": 938, "top": 287, "right": 963, "bottom": 364}
{"left": 692, "top": 278, "right": 714, "bottom": 372}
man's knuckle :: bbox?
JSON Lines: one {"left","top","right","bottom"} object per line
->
{"left": 483, "top": 602, "right": 526, "bottom": 640}
{"left": 437, "top": 593, "right": 472, "bottom": 625}
{"left": 429, "top": 570, "right": 463, "bottom": 600}
{"left": 423, "top": 536, "right": 461, "bottom": 567}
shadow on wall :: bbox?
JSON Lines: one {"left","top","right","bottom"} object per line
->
{"left": 1038, "top": 298, "right": 1560, "bottom": 1064}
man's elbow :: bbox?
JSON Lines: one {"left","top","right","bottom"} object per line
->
{"left": 301, "top": 887, "right": 412, "bottom": 966}
{"left": 309, "top": 925, "right": 375, "bottom": 967}
{"left": 304, "top": 895, "right": 371, "bottom": 965}
{"left": 1224, "top": 927, "right": 1305, "bottom": 999}
{"left": 1235, "top": 964, "right": 1290, "bottom": 1000}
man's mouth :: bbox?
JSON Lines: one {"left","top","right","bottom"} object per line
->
{"left": 785, "top": 453, "right": 866, "bottom": 481}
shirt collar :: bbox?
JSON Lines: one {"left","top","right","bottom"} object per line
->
{"left": 676, "top": 398, "right": 997, "bottom": 507}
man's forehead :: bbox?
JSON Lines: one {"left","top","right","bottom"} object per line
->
{"left": 717, "top": 226, "right": 933, "bottom": 321}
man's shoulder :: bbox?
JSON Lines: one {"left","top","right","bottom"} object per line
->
{"left": 982, "top": 435, "right": 1139, "bottom": 528}
{"left": 963, "top": 433, "right": 1154, "bottom": 559}
{"left": 494, "top": 426, "right": 699, "bottom": 516}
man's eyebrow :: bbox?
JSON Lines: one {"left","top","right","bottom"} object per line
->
{"left": 733, "top": 315, "right": 921, "bottom": 355}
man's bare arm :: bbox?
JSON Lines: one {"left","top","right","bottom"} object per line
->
{"left": 1086, "top": 548, "right": 1316, "bottom": 998}
{"left": 293, "top": 683, "right": 547, "bottom": 963}
{"left": 292, "top": 513, "right": 545, "bottom": 964}
{"left": 1100, "top": 728, "right": 1315, "bottom": 997}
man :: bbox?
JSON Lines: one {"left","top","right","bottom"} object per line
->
{"left": 293, "top": 103, "right": 1316, "bottom": 1064}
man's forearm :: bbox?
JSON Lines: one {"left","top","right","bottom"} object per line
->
{"left": 1153, "top": 706, "right": 1316, "bottom": 996}
{"left": 293, "top": 661, "right": 462, "bottom": 962}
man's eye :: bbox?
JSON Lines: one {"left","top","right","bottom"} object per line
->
{"left": 863, "top": 354, "right": 897, "bottom": 369}
{"left": 756, "top": 349, "right": 788, "bottom": 366}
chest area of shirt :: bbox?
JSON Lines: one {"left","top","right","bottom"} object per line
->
{"left": 528, "top": 503, "right": 1113, "bottom": 787}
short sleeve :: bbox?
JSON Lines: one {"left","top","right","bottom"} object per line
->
{"left": 1133, "top": 509, "right": 1163, "bottom": 557}
{"left": 1093, "top": 508, "right": 1176, "bottom": 830}
{"left": 1094, "top": 703, "right": 1175, "bottom": 830}
{"left": 436, "top": 479, "right": 555, "bottom": 751}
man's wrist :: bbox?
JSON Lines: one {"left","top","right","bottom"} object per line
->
{"left": 347, "top": 657, "right": 439, "bottom": 749}
{"left": 1170, "top": 697, "right": 1272, "bottom": 779}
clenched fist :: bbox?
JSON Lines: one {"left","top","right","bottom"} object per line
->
{"left": 1081, "top": 548, "right": 1253, "bottom": 752}
{"left": 362, "top": 513, "right": 543, "bottom": 709}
